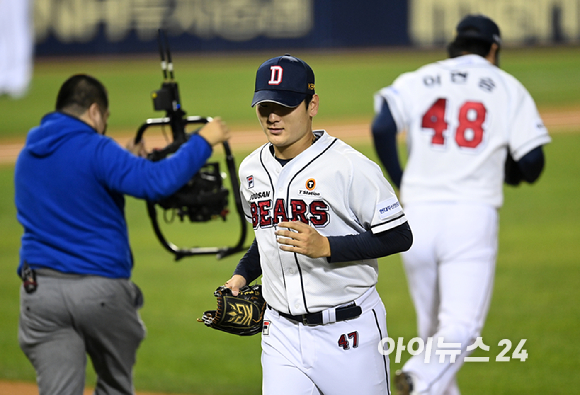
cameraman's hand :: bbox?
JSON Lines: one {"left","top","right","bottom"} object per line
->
{"left": 126, "top": 138, "right": 148, "bottom": 158}
{"left": 198, "top": 117, "right": 231, "bottom": 147}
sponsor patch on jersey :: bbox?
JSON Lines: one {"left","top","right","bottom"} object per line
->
{"left": 298, "top": 189, "right": 321, "bottom": 196}
{"left": 305, "top": 178, "right": 316, "bottom": 191}
{"left": 377, "top": 196, "right": 403, "bottom": 219}
{"left": 247, "top": 175, "right": 254, "bottom": 189}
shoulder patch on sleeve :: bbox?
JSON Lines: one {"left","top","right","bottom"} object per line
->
{"left": 377, "top": 196, "right": 403, "bottom": 220}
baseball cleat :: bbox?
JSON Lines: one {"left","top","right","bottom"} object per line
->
{"left": 395, "top": 370, "right": 414, "bottom": 395}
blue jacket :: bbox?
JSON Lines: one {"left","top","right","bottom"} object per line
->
{"left": 15, "top": 112, "right": 212, "bottom": 278}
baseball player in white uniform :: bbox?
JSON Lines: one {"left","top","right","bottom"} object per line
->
{"left": 371, "top": 15, "right": 551, "bottom": 395}
{"left": 224, "top": 54, "right": 413, "bottom": 395}
{"left": 0, "top": 0, "right": 33, "bottom": 98}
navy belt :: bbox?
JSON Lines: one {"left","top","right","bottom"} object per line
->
{"left": 275, "top": 303, "right": 362, "bottom": 326}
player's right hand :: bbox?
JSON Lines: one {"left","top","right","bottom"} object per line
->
{"left": 275, "top": 221, "right": 331, "bottom": 258}
{"left": 224, "top": 274, "right": 247, "bottom": 296}
{"left": 198, "top": 117, "right": 231, "bottom": 147}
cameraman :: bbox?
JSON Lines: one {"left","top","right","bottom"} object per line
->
{"left": 14, "top": 74, "right": 230, "bottom": 394}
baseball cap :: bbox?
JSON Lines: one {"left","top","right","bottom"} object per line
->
{"left": 251, "top": 55, "right": 315, "bottom": 108}
{"left": 455, "top": 14, "right": 501, "bottom": 46}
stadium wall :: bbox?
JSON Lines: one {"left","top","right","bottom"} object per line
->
{"left": 34, "top": 0, "right": 580, "bottom": 56}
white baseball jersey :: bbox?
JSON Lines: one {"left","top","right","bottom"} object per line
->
{"left": 238, "top": 130, "right": 407, "bottom": 315}
{"left": 375, "top": 54, "right": 551, "bottom": 208}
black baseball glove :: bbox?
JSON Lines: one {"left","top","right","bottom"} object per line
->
{"left": 198, "top": 284, "right": 266, "bottom": 336}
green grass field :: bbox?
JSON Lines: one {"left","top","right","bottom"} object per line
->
{"left": 1, "top": 46, "right": 579, "bottom": 394}
{"left": 1, "top": 46, "right": 580, "bottom": 137}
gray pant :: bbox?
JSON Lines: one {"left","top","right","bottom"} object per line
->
{"left": 18, "top": 270, "right": 146, "bottom": 395}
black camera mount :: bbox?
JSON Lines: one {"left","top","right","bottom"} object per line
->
{"left": 134, "top": 30, "right": 247, "bottom": 261}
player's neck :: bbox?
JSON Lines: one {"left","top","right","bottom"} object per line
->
{"left": 273, "top": 131, "right": 316, "bottom": 160}
{"left": 274, "top": 154, "right": 292, "bottom": 166}
{"left": 273, "top": 134, "right": 319, "bottom": 165}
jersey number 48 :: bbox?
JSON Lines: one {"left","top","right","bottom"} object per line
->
{"left": 422, "top": 98, "right": 487, "bottom": 149}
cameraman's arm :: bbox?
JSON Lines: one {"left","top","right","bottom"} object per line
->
{"left": 95, "top": 118, "right": 230, "bottom": 200}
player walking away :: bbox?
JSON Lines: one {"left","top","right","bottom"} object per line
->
{"left": 371, "top": 14, "right": 551, "bottom": 395}
{"left": 15, "top": 74, "right": 230, "bottom": 394}
{"left": 224, "top": 54, "right": 413, "bottom": 395}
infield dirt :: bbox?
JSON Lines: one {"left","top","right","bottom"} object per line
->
{"left": 1, "top": 107, "right": 579, "bottom": 165}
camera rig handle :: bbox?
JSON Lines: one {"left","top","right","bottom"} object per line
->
{"left": 134, "top": 30, "right": 247, "bottom": 261}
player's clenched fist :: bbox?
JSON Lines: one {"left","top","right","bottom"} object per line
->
{"left": 198, "top": 116, "right": 231, "bottom": 146}
{"left": 275, "top": 221, "right": 331, "bottom": 258}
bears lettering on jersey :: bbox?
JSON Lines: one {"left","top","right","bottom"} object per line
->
{"left": 250, "top": 198, "right": 329, "bottom": 229}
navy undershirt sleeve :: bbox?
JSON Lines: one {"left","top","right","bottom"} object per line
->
{"left": 371, "top": 99, "right": 403, "bottom": 189}
{"left": 518, "top": 146, "right": 545, "bottom": 183}
{"left": 234, "top": 222, "right": 413, "bottom": 282}
{"left": 504, "top": 146, "right": 545, "bottom": 186}
{"left": 233, "top": 238, "right": 262, "bottom": 283}
{"left": 327, "top": 222, "right": 413, "bottom": 263}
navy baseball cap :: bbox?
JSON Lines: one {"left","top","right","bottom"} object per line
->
{"left": 455, "top": 14, "right": 501, "bottom": 46}
{"left": 251, "top": 55, "right": 315, "bottom": 108}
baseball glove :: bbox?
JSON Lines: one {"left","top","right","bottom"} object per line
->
{"left": 198, "top": 284, "right": 266, "bottom": 336}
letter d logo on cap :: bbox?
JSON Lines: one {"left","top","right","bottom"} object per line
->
{"left": 268, "top": 66, "right": 283, "bottom": 85}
